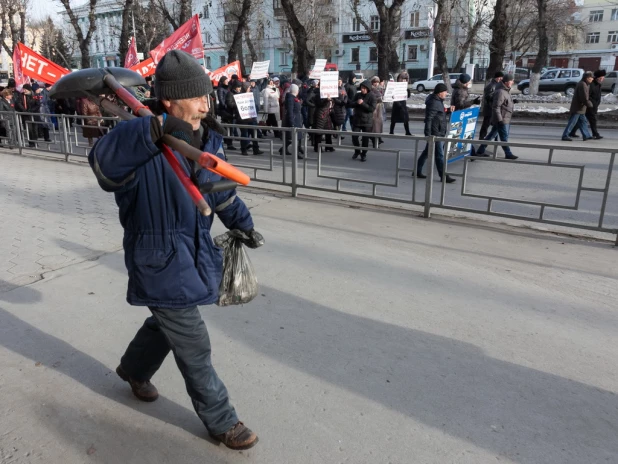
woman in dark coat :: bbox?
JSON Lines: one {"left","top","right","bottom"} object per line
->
{"left": 312, "top": 93, "right": 335, "bottom": 152}
{"left": 331, "top": 78, "right": 348, "bottom": 131}
{"left": 389, "top": 72, "right": 412, "bottom": 135}
{"left": 279, "top": 84, "right": 304, "bottom": 159}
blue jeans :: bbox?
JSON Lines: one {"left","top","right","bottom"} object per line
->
{"left": 342, "top": 108, "right": 353, "bottom": 131}
{"left": 417, "top": 141, "right": 445, "bottom": 177}
{"left": 121, "top": 306, "right": 238, "bottom": 435}
{"left": 477, "top": 123, "right": 514, "bottom": 157}
{"left": 562, "top": 114, "right": 591, "bottom": 139}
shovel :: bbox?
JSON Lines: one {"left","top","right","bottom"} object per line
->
{"left": 50, "top": 67, "right": 250, "bottom": 216}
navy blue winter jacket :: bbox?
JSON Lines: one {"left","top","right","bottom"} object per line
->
{"left": 88, "top": 116, "right": 253, "bottom": 308}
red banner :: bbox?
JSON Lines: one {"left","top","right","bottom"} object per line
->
{"left": 17, "top": 42, "right": 70, "bottom": 85}
{"left": 124, "top": 37, "right": 139, "bottom": 68}
{"left": 209, "top": 61, "right": 242, "bottom": 85}
{"left": 12, "top": 45, "right": 29, "bottom": 90}
{"left": 149, "top": 14, "right": 203, "bottom": 64}
{"left": 130, "top": 57, "right": 156, "bottom": 78}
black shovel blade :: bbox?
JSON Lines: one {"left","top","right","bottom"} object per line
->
{"left": 49, "top": 67, "right": 147, "bottom": 99}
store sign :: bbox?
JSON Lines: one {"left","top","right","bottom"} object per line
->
{"left": 405, "top": 29, "right": 430, "bottom": 39}
{"left": 342, "top": 34, "right": 373, "bottom": 43}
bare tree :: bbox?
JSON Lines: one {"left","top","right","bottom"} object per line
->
{"left": 529, "top": 0, "right": 549, "bottom": 94}
{"left": 222, "top": 0, "right": 252, "bottom": 71}
{"left": 58, "top": 0, "right": 98, "bottom": 68}
{"left": 350, "top": 0, "right": 408, "bottom": 80}
{"left": 134, "top": 0, "right": 169, "bottom": 55}
{"left": 486, "top": 0, "right": 507, "bottom": 79}
{"left": 280, "top": 0, "right": 314, "bottom": 76}
{"left": 155, "top": 0, "right": 192, "bottom": 30}
{"left": 452, "top": 0, "right": 491, "bottom": 70}
{"left": 0, "top": 0, "right": 27, "bottom": 56}
{"left": 35, "top": 17, "right": 74, "bottom": 68}
{"left": 433, "top": 0, "right": 457, "bottom": 90}
{"left": 117, "top": 0, "right": 135, "bottom": 65}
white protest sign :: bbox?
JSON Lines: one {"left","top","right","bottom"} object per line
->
{"left": 250, "top": 60, "right": 270, "bottom": 79}
{"left": 383, "top": 82, "right": 408, "bottom": 102}
{"left": 320, "top": 71, "right": 339, "bottom": 98}
{"left": 233, "top": 93, "right": 257, "bottom": 119}
{"left": 309, "top": 59, "right": 327, "bottom": 79}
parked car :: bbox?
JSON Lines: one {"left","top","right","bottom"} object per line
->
{"left": 601, "top": 71, "right": 617, "bottom": 93}
{"left": 517, "top": 68, "right": 584, "bottom": 96}
{"left": 412, "top": 73, "right": 460, "bottom": 92}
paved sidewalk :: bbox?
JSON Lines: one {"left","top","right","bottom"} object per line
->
{"left": 1, "top": 153, "right": 617, "bottom": 463}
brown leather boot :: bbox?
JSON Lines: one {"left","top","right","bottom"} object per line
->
{"left": 212, "top": 422, "right": 258, "bottom": 450}
{"left": 116, "top": 365, "right": 159, "bottom": 402}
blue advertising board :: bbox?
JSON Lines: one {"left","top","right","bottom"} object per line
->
{"left": 446, "top": 107, "right": 480, "bottom": 163}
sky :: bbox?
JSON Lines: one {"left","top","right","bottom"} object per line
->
{"left": 30, "top": 0, "right": 63, "bottom": 21}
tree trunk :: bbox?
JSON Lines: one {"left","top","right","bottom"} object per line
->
{"left": 433, "top": 0, "right": 453, "bottom": 91}
{"left": 530, "top": 0, "right": 549, "bottom": 95}
{"left": 454, "top": 23, "right": 481, "bottom": 70}
{"left": 244, "top": 28, "right": 257, "bottom": 63}
{"left": 59, "top": 0, "right": 97, "bottom": 69}
{"left": 280, "top": 0, "right": 313, "bottom": 76}
{"left": 487, "top": 0, "right": 507, "bottom": 80}
{"left": 118, "top": 0, "right": 134, "bottom": 66}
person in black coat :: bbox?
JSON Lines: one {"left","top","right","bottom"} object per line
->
{"left": 415, "top": 84, "right": 455, "bottom": 183}
{"left": 226, "top": 80, "right": 263, "bottom": 156}
{"left": 351, "top": 80, "right": 376, "bottom": 162}
{"left": 312, "top": 87, "right": 335, "bottom": 153}
{"left": 343, "top": 75, "right": 357, "bottom": 131}
{"left": 280, "top": 84, "right": 304, "bottom": 159}
{"left": 331, "top": 78, "right": 348, "bottom": 132}
{"left": 14, "top": 84, "right": 41, "bottom": 147}
{"left": 216, "top": 76, "right": 237, "bottom": 150}
{"left": 389, "top": 72, "right": 412, "bottom": 136}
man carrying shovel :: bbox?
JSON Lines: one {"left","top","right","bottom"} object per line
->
{"left": 87, "top": 50, "right": 263, "bottom": 450}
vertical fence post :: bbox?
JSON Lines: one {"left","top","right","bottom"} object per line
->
{"left": 423, "top": 136, "right": 435, "bottom": 218}
{"left": 14, "top": 112, "right": 24, "bottom": 155}
{"left": 291, "top": 127, "right": 298, "bottom": 197}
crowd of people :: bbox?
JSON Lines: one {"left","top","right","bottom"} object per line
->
{"left": 0, "top": 66, "right": 610, "bottom": 171}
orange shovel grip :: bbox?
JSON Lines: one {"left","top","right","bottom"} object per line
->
{"left": 198, "top": 153, "right": 250, "bottom": 186}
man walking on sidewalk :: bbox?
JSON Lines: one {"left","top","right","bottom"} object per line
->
{"left": 88, "top": 50, "right": 263, "bottom": 451}
{"left": 476, "top": 74, "right": 518, "bottom": 160}
{"left": 479, "top": 71, "right": 503, "bottom": 139}
{"left": 569, "top": 70, "right": 604, "bottom": 140}
{"left": 561, "top": 72, "right": 594, "bottom": 141}
{"left": 415, "top": 83, "right": 456, "bottom": 183}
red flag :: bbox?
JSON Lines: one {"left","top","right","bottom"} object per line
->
{"left": 12, "top": 45, "right": 28, "bottom": 91}
{"left": 16, "top": 42, "right": 70, "bottom": 85}
{"left": 149, "top": 14, "right": 203, "bottom": 64}
{"left": 129, "top": 57, "right": 156, "bottom": 78}
{"left": 209, "top": 61, "right": 242, "bottom": 85}
{"left": 124, "top": 37, "right": 139, "bottom": 68}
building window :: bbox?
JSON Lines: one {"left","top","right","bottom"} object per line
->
{"left": 280, "top": 51, "right": 288, "bottom": 66}
{"left": 370, "top": 15, "right": 379, "bottom": 31}
{"left": 204, "top": 32, "right": 211, "bottom": 44}
{"left": 410, "top": 11, "right": 420, "bottom": 28}
{"left": 273, "top": 0, "right": 281, "bottom": 8}
{"left": 608, "top": 31, "right": 618, "bottom": 42}
{"left": 281, "top": 25, "right": 288, "bottom": 38}
{"left": 351, "top": 47, "right": 359, "bottom": 63}
{"left": 352, "top": 18, "right": 361, "bottom": 32}
{"left": 203, "top": 4, "right": 209, "bottom": 18}
{"left": 589, "top": 10, "right": 604, "bottom": 22}
{"left": 206, "top": 56, "right": 211, "bottom": 68}
{"left": 407, "top": 45, "right": 418, "bottom": 61}
{"left": 586, "top": 32, "right": 600, "bottom": 43}
{"left": 325, "top": 20, "right": 333, "bottom": 34}
{"left": 220, "top": 56, "right": 226, "bottom": 67}
{"left": 612, "top": 9, "right": 618, "bottom": 20}
{"left": 224, "top": 24, "right": 236, "bottom": 42}
{"left": 369, "top": 47, "right": 377, "bottom": 61}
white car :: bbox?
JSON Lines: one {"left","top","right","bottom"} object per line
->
{"left": 413, "top": 73, "right": 460, "bottom": 92}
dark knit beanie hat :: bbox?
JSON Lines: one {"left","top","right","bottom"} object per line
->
{"left": 494, "top": 71, "right": 504, "bottom": 78}
{"left": 434, "top": 83, "right": 448, "bottom": 93}
{"left": 459, "top": 73, "right": 471, "bottom": 84}
{"left": 594, "top": 69, "right": 606, "bottom": 78}
{"left": 155, "top": 50, "right": 212, "bottom": 100}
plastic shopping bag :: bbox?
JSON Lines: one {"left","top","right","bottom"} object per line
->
{"left": 214, "top": 230, "right": 259, "bottom": 306}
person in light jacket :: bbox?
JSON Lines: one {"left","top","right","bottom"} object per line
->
{"left": 261, "top": 79, "right": 281, "bottom": 138}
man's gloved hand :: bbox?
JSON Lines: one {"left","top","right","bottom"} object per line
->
{"left": 238, "top": 229, "right": 265, "bottom": 249}
{"left": 150, "top": 115, "right": 201, "bottom": 148}
{"left": 473, "top": 97, "right": 481, "bottom": 105}
{"left": 512, "top": 98, "right": 519, "bottom": 104}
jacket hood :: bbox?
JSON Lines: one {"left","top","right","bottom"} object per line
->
{"left": 359, "top": 80, "right": 372, "bottom": 91}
